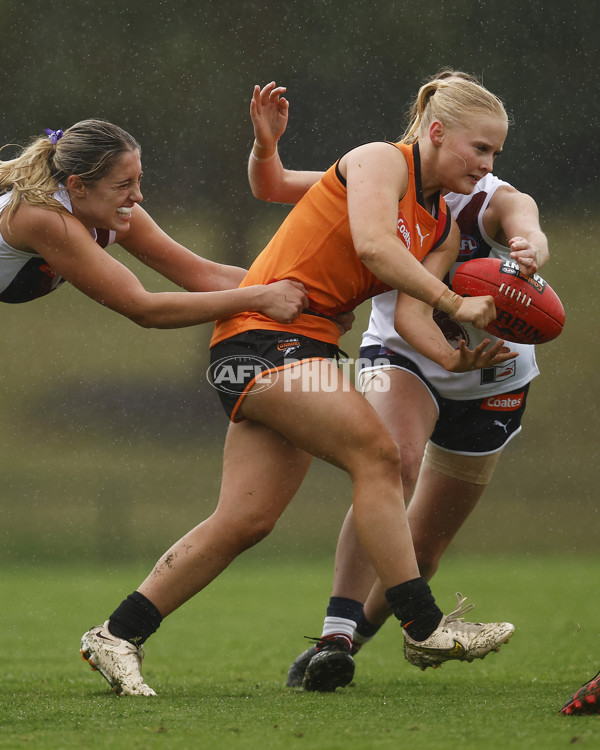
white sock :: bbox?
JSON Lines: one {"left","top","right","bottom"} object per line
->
{"left": 320, "top": 616, "right": 356, "bottom": 649}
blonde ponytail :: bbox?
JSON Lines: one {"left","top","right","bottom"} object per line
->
{"left": 0, "top": 136, "right": 65, "bottom": 223}
{"left": 401, "top": 76, "right": 507, "bottom": 144}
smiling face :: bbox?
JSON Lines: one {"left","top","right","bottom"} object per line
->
{"left": 67, "top": 148, "right": 143, "bottom": 231}
{"left": 434, "top": 114, "right": 507, "bottom": 195}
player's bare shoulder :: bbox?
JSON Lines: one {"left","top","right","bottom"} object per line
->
{"left": 1, "top": 200, "right": 71, "bottom": 252}
{"left": 339, "top": 141, "right": 408, "bottom": 183}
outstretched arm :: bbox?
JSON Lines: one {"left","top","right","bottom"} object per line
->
{"left": 118, "top": 204, "right": 247, "bottom": 292}
{"left": 248, "top": 82, "right": 323, "bottom": 204}
{"left": 12, "top": 203, "right": 307, "bottom": 329}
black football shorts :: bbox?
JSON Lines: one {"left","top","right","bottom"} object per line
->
{"left": 209, "top": 330, "right": 340, "bottom": 422}
{"left": 359, "top": 345, "right": 530, "bottom": 454}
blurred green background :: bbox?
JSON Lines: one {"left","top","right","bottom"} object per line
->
{"left": 1, "top": 0, "right": 598, "bottom": 564}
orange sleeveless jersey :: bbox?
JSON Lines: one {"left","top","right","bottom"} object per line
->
{"left": 211, "top": 142, "right": 451, "bottom": 347}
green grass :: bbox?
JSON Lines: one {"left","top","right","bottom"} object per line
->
{"left": 1, "top": 555, "right": 599, "bottom": 749}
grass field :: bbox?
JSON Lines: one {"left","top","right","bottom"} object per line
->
{"left": 1, "top": 555, "right": 598, "bottom": 749}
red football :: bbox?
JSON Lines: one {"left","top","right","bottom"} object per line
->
{"left": 451, "top": 258, "right": 565, "bottom": 344}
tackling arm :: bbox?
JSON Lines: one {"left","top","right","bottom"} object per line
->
{"left": 118, "top": 205, "right": 247, "bottom": 292}
{"left": 485, "top": 186, "right": 549, "bottom": 276}
{"left": 14, "top": 204, "right": 307, "bottom": 329}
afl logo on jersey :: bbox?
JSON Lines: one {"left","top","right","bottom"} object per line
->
{"left": 459, "top": 235, "right": 479, "bottom": 260}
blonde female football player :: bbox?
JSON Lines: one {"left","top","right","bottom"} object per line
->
{"left": 0, "top": 119, "right": 307, "bottom": 323}
{"left": 81, "top": 76, "right": 517, "bottom": 697}
{"left": 247, "top": 75, "right": 548, "bottom": 691}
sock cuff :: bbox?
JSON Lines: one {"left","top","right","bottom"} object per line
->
{"left": 385, "top": 577, "right": 429, "bottom": 608}
{"left": 108, "top": 590, "right": 163, "bottom": 645}
{"left": 128, "top": 591, "right": 163, "bottom": 626}
{"left": 326, "top": 596, "right": 364, "bottom": 623}
{"left": 355, "top": 611, "right": 382, "bottom": 640}
{"left": 384, "top": 577, "right": 442, "bottom": 641}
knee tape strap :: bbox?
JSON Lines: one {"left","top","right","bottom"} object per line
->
{"left": 423, "top": 441, "right": 502, "bottom": 485}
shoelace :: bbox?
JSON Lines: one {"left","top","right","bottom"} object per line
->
{"left": 443, "top": 592, "right": 478, "bottom": 628}
{"left": 302, "top": 634, "right": 350, "bottom": 652}
{"left": 575, "top": 670, "right": 600, "bottom": 692}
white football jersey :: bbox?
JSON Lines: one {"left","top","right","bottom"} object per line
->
{"left": 0, "top": 189, "right": 116, "bottom": 303}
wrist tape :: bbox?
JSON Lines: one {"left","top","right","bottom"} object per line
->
{"left": 252, "top": 139, "right": 277, "bottom": 162}
{"left": 435, "top": 288, "right": 463, "bottom": 318}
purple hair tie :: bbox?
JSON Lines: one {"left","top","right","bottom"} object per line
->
{"left": 45, "top": 128, "right": 64, "bottom": 145}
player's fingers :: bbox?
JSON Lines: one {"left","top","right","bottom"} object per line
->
{"left": 269, "top": 86, "right": 287, "bottom": 100}
{"left": 473, "top": 337, "right": 492, "bottom": 352}
{"left": 286, "top": 279, "right": 308, "bottom": 295}
{"left": 250, "top": 87, "right": 261, "bottom": 110}
{"left": 258, "top": 81, "right": 276, "bottom": 102}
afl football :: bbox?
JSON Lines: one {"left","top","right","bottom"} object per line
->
{"left": 452, "top": 258, "right": 565, "bottom": 344}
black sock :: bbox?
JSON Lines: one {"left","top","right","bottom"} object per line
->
{"left": 385, "top": 577, "right": 443, "bottom": 641}
{"left": 107, "top": 591, "right": 163, "bottom": 646}
{"left": 326, "top": 596, "right": 364, "bottom": 623}
{"left": 355, "top": 611, "right": 382, "bottom": 640}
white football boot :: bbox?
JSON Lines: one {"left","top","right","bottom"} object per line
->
{"left": 403, "top": 593, "right": 515, "bottom": 670}
{"left": 80, "top": 621, "right": 157, "bottom": 696}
